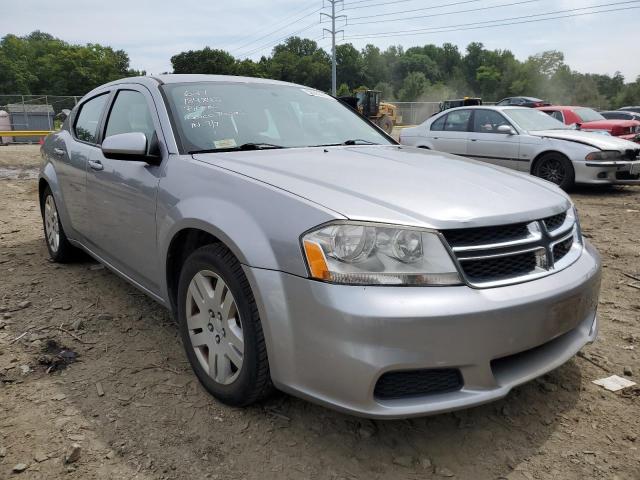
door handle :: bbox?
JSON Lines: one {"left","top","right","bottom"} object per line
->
{"left": 470, "top": 138, "right": 478, "bottom": 142}
{"left": 53, "top": 148, "right": 65, "bottom": 156}
{"left": 88, "top": 160, "right": 104, "bottom": 171}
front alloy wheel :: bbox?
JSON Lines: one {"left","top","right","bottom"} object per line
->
{"left": 186, "top": 270, "right": 244, "bottom": 385}
{"left": 534, "top": 153, "right": 575, "bottom": 190}
{"left": 177, "top": 244, "right": 272, "bottom": 406}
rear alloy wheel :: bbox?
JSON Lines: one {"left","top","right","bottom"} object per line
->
{"left": 41, "top": 187, "right": 78, "bottom": 262}
{"left": 177, "top": 244, "right": 272, "bottom": 406}
{"left": 533, "top": 153, "right": 575, "bottom": 190}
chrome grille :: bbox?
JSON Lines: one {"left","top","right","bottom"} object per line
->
{"left": 552, "top": 236, "right": 573, "bottom": 262}
{"left": 442, "top": 209, "right": 582, "bottom": 288}
{"left": 442, "top": 223, "right": 529, "bottom": 248}
{"left": 544, "top": 212, "right": 566, "bottom": 231}
{"left": 461, "top": 250, "right": 539, "bottom": 283}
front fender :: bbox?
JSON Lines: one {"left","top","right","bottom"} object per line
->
{"left": 156, "top": 156, "right": 343, "bottom": 298}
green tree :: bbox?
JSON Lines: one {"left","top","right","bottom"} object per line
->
{"left": 0, "top": 31, "right": 142, "bottom": 95}
{"left": 398, "top": 72, "right": 429, "bottom": 101}
{"left": 336, "top": 43, "right": 364, "bottom": 90}
{"left": 171, "top": 47, "right": 237, "bottom": 75}
{"left": 336, "top": 83, "right": 352, "bottom": 97}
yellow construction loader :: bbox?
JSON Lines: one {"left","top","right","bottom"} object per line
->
{"left": 339, "top": 88, "right": 400, "bottom": 134}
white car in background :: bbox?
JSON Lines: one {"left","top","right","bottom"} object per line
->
{"left": 399, "top": 106, "right": 640, "bottom": 189}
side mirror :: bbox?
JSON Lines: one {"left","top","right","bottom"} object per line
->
{"left": 101, "top": 132, "right": 157, "bottom": 162}
{"left": 497, "top": 125, "right": 516, "bottom": 135}
{"left": 56, "top": 109, "right": 71, "bottom": 122}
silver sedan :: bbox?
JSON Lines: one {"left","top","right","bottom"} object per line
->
{"left": 400, "top": 106, "right": 640, "bottom": 189}
{"left": 40, "top": 75, "right": 601, "bottom": 418}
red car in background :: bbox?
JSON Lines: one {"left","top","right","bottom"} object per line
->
{"left": 537, "top": 106, "right": 640, "bottom": 143}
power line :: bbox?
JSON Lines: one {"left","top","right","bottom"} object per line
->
{"left": 231, "top": 5, "right": 324, "bottom": 55}
{"left": 343, "top": 0, "right": 481, "bottom": 12}
{"left": 222, "top": 1, "right": 320, "bottom": 51}
{"left": 343, "top": 2, "right": 640, "bottom": 40}
{"left": 347, "top": 0, "right": 542, "bottom": 25}
{"left": 240, "top": 22, "right": 321, "bottom": 57}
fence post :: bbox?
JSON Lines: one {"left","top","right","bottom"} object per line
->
{"left": 45, "top": 95, "right": 52, "bottom": 130}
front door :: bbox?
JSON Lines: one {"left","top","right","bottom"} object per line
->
{"left": 85, "top": 86, "right": 165, "bottom": 293}
{"left": 467, "top": 109, "right": 522, "bottom": 170}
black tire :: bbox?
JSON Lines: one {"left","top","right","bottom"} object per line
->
{"left": 378, "top": 115, "right": 394, "bottom": 134}
{"left": 533, "top": 153, "right": 575, "bottom": 190}
{"left": 176, "top": 244, "right": 273, "bottom": 407}
{"left": 41, "top": 186, "right": 78, "bottom": 262}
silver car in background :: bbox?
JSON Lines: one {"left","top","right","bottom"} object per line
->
{"left": 40, "top": 75, "right": 601, "bottom": 418}
{"left": 400, "top": 106, "right": 640, "bottom": 189}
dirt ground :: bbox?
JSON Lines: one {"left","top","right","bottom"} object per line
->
{"left": 1, "top": 145, "right": 639, "bottom": 480}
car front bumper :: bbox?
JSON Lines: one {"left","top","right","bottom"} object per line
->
{"left": 576, "top": 159, "right": 640, "bottom": 185}
{"left": 244, "top": 241, "right": 601, "bottom": 419}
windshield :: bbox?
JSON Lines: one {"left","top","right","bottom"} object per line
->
{"left": 503, "top": 108, "right": 570, "bottom": 131}
{"left": 574, "top": 107, "right": 605, "bottom": 122}
{"left": 162, "top": 82, "right": 392, "bottom": 152}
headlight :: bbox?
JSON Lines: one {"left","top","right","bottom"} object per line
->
{"left": 585, "top": 150, "right": 621, "bottom": 160}
{"left": 301, "top": 222, "right": 462, "bottom": 286}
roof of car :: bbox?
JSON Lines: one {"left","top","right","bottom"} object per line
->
{"left": 536, "top": 106, "right": 589, "bottom": 111}
{"left": 502, "top": 96, "right": 543, "bottom": 101}
{"left": 153, "top": 74, "right": 298, "bottom": 86}
{"left": 439, "top": 105, "right": 531, "bottom": 112}
{"left": 83, "top": 74, "right": 309, "bottom": 98}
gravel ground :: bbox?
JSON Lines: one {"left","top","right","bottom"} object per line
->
{"left": 0, "top": 145, "right": 639, "bottom": 480}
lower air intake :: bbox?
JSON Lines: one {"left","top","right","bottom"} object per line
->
{"left": 374, "top": 369, "right": 463, "bottom": 400}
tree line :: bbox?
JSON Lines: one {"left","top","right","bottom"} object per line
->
{"left": 2, "top": 31, "right": 639, "bottom": 109}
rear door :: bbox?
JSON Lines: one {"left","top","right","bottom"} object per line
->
{"left": 467, "top": 109, "right": 522, "bottom": 170}
{"left": 429, "top": 109, "right": 471, "bottom": 155}
{"left": 57, "top": 92, "right": 110, "bottom": 238}
{"left": 85, "top": 85, "right": 165, "bottom": 293}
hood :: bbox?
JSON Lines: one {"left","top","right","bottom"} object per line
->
{"left": 193, "top": 146, "right": 570, "bottom": 229}
{"left": 581, "top": 119, "right": 639, "bottom": 130}
{"left": 531, "top": 129, "right": 640, "bottom": 151}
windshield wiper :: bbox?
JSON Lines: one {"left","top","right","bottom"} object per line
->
{"left": 343, "top": 139, "right": 381, "bottom": 145}
{"left": 189, "top": 143, "right": 285, "bottom": 154}
{"left": 311, "top": 139, "right": 382, "bottom": 148}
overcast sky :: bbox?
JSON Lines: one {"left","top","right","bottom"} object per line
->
{"left": 5, "top": 0, "right": 640, "bottom": 81}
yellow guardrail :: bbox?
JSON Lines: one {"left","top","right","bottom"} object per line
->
{"left": 0, "top": 130, "right": 53, "bottom": 137}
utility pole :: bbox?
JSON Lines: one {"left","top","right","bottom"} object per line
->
{"left": 321, "top": 0, "right": 345, "bottom": 96}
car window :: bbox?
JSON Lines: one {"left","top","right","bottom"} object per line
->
{"left": 74, "top": 94, "right": 109, "bottom": 144}
{"left": 549, "top": 111, "right": 564, "bottom": 123}
{"left": 473, "top": 110, "right": 511, "bottom": 133}
{"left": 603, "top": 112, "right": 624, "bottom": 120}
{"left": 574, "top": 107, "right": 604, "bottom": 122}
{"left": 105, "top": 90, "right": 156, "bottom": 142}
{"left": 443, "top": 110, "right": 471, "bottom": 132}
{"left": 496, "top": 99, "right": 509, "bottom": 106}
{"left": 430, "top": 114, "right": 447, "bottom": 131}
{"left": 509, "top": 98, "right": 524, "bottom": 105}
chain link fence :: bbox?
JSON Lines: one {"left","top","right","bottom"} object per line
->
{"left": 393, "top": 102, "right": 441, "bottom": 126}
{"left": 0, "top": 95, "right": 81, "bottom": 143}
